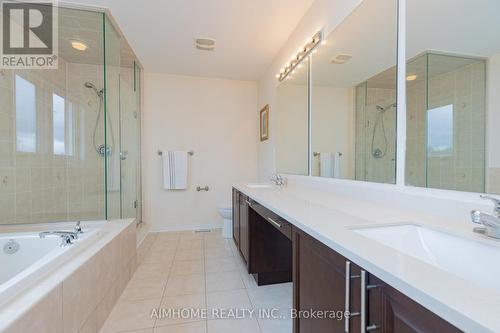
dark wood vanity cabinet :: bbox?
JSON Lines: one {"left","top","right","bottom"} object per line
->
{"left": 248, "top": 201, "right": 292, "bottom": 285}
{"left": 233, "top": 188, "right": 292, "bottom": 285}
{"left": 292, "top": 227, "right": 362, "bottom": 333}
{"left": 292, "top": 227, "right": 462, "bottom": 333}
{"left": 232, "top": 189, "right": 249, "bottom": 264}
{"left": 239, "top": 193, "right": 250, "bottom": 263}
{"left": 232, "top": 188, "right": 240, "bottom": 247}
{"left": 375, "top": 277, "right": 462, "bottom": 333}
{"left": 233, "top": 188, "right": 462, "bottom": 333}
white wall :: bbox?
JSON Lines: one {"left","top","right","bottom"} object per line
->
{"left": 311, "top": 86, "right": 354, "bottom": 179}
{"left": 275, "top": 83, "right": 308, "bottom": 175}
{"left": 257, "top": 0, "right": 363, "bottom": 180}
{"left": 143, "top": 73, "right": 258, "bottom": 231}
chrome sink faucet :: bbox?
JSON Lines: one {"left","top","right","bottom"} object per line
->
{"left": 471, "top": 195, "right": 500, "bottom": 239}
{"left": 270, "top": 174, "right": 287, "bottom": 186}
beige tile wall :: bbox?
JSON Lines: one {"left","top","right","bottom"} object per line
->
{"left": 406, "top": 56, "right": 486, "bottom": 192}
{"left": 2, "top": 222, "right": 138, "bottom": 333}
{"left": 355, "top": 86, "right": 397, "bottom": 184}
{"left": 487, "top": 168, "right": 500, "bottom": 195}
{"left": 0, "top": 59, "right": 106, "bottom": 225}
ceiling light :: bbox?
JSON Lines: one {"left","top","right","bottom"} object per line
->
{"left": 195, "top": 38, "right": 216, "bottom": 51}
{"left": 406, "top": 74, "right": 417, "bottom": 81}
{"left": 71, "top": 40, "right": 88, "bottom": 51}
{"left": 331, "top": 54, "right": 352, "bottom": 65}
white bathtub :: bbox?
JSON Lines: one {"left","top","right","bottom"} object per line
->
{"left": 0, "top": 226, "right": 101, "bottom": 306}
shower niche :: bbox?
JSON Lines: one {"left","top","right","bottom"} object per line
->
{"left": 0, "top": 6, "right": 142, "bottom": 225}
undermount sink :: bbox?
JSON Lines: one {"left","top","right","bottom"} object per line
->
{"left": 245, "top": 184, "right": 274, "bottom": 188}
{"left": 352, "top": 224, "right": 500, "bottom": 293}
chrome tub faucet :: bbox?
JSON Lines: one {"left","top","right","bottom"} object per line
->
{"left": 39, "top": 222, "right": 83, "bottom": 247}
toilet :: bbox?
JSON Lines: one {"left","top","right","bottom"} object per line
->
{"left": 218, "top": 206, "right": 233, "bottom": 239}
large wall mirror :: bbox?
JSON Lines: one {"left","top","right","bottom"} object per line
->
{"left": 275, "top": 57, "right": 309, "bottom": 175}
{"left": 310, "top": 0, "right": 398, "bottom": 183}
{"left": 405, "top": 0, "right": 500, "bottom": 194}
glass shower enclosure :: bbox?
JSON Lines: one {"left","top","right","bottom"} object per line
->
{"left": 0, "top": 5, "right": 142, "bottom": 225}
{"left": 406, "top": 52, "right": 486, "bottom": 192}
{"left": 354, "top": 68, "right": 397, "bottom": 184}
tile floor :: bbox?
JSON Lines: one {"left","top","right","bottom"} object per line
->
{"left": 100, "top": 229, "right": 292, "bottom": 333}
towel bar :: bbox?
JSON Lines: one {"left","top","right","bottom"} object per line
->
{"left": 158, "top": 150, "right": 194, "bottom": 156}
{"left": 313, "top": 152, "right": 343, "bottom": 157}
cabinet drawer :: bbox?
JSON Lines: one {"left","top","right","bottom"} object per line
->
{"left": 250, "top": 201, "right": 292, "bottom": 240}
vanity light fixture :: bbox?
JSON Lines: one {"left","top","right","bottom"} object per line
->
{"left": 277, "top": 30, "right": 323, "bottom": 82}
{"left": 71, "top": 40, "right": 88, "bottom": 51}
{"left": 406, "top": 74, "right": 418, "bottom": 81}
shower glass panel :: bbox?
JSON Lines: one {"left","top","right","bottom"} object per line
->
{"left": 0, "top": 7, "right": 105, "bottom": 225}
{"left": 354, "top": 69, "right": 397, "bottom": 184}
{"left": 104, "top": 16, "right": 122, "bottom": 220}
{"left": 405, "top": 0, "right": 499, "bottom": 194}
{"left": 119, "top": 40, "right": 142, "bottom": 219}
{"left": 405, "top": 53, "right": 486, "bottom": 192}
{"left": 0, "top": 5, "right": 142, "bottom": 225}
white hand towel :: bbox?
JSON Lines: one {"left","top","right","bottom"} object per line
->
{"left": 108, "top": 150, "right": 120, "bottom": 192}
{"left": 319, "top": 152, "right": 342, "bottom": 178}
{"left": 333, "top": 152, "right": 342, "bottom": 178}
{"left": 162, "top": 151, "right": 188, "bottom": 190}
{"left": 319, "top": 152, "right": 335, "bottom": 178}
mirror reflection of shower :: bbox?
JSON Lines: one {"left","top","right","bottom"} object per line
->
{"left": 84, "top": 82, "right": 114, "bottom": 157}
{"left": 371, "top": 103, "right": 396, "bottom": 159}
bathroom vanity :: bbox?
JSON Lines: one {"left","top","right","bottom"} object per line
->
{"left": 232, "top": 186, "right": 470, "bottom": 333}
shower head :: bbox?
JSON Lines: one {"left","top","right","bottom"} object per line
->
{"left": 84, "top": 82, "right": 103, "bottom": 97}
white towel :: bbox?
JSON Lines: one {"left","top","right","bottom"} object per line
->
{"left": 319, "top": 152, "right": 342, "bottom": 178}
{"left": 108, "top": 150, "right": 120, "bottom": 192}
{"left": 333, "top": 152, "right": 342, "bottom": 178}
{"left": 162, "top": 151, "right": 188, "bottom": 190}
{"left": 319, "top": 153, "right": 335, "bottom": 178}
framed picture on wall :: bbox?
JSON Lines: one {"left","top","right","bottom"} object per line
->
{"left": 260, "top": 105, "right": 269, "bottom": 141}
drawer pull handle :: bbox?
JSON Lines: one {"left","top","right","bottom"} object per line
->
{"left": 361, "top": 270, "right": 366, "bottom": 333}
{"left": 361, "top": 271, "right": 381, "bottom": 333}
{"left": 267, "top": 217, "right": 282, "bottom": 228}
{"left": 245, "top": 200, "right": 252, "bottom": 206}
{"left": 345, "top": 262, "right": 361, "bottom": 332}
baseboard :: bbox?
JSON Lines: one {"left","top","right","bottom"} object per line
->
{"left": 136, "top": 221, "right": 151, "bottom": 247}
{"left": 150, "top": 222, "right": 222, "bottom": 233}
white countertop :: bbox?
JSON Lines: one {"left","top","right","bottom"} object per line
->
{"left": 234, "top": 182, "right": 500, "bottom": 333}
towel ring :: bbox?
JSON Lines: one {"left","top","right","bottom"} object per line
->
{"left": 158, "top": 150, "right": 194, "bottom": 156}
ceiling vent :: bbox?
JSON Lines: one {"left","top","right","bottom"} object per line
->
{"left": 195, "top": 38, "right": 216, "bottom": 51}
{"left": 331, "top": 54, "right": 352, "bottom": 64}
